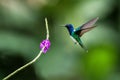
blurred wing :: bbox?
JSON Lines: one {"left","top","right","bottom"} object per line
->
{"left": 80, "top": 17, "right": 99, "bottom": 29}
{"left": 75, "top": 17, "right": 99, "bottom": 36}
{"left": 79, "top": 26, "right": 96, "bottom": 36}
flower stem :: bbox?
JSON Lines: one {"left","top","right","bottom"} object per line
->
{"left": 3, "top": 18, "right": 50, "bottom": 80}
{"left": 45, "top": 18, "right": 49, "bottom": 40}
{"left": 3, "top": 49, "right": 44, "bottom": 80}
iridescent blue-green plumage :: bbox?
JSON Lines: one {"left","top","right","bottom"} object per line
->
{"left": 64, "top": 17, "right": 99, "bottom": 52}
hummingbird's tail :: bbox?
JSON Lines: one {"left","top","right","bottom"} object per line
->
{"left": 79, "top": 42, "right": 88, "bottom": 52}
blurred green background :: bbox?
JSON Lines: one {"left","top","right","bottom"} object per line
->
{"left": 0, "top": 0, "right": 119, "bottom": 80}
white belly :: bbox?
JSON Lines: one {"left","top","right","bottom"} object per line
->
{"left": 70, "top": 36, "right": 78, "bottom": 45}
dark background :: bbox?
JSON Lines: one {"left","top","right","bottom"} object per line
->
{"left": 0, "top": 0, "right": 119, "bottom": 80}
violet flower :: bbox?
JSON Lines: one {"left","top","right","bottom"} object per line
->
{"left": 40, "top": 39, "right": 51, "bottom": 53}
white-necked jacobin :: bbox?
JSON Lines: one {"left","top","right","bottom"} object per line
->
{"left": 63, "top": 17, "right": 99, "bottom": 52}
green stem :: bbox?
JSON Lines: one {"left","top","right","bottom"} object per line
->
{"left": 3, "top": 48, "right": 44, "bottom": 80}
{"left": 3, "top": 18, "right": 49, "bottom": 80}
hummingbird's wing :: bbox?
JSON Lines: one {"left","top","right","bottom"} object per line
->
{"left": 75, "top": 17, "right": 99, "bottom": 37}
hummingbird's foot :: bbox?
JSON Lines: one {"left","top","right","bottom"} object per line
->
{"left": 75, "top": 42, "right": 79, "bottom": 45}
{"left": 75, "top": 42, "right": 77, "bottom": 44}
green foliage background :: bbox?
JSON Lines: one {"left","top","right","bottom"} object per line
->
{"left": 0, "top": 0, "right": 119, "bottom": 80}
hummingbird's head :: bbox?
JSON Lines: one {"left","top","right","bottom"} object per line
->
{"left": 65, "top": 24, "right": 73, "bottom": 28}
{"left": 64, "top": 24, "right": 74, "bottom": 35}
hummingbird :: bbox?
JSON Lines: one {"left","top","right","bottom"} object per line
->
{"left": 63, "top": 17, "right": 99, "bottom": 52}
